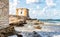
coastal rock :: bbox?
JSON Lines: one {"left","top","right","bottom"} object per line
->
{"left": 33, "top": 25, "right": 42, "bottom": 29}
{"left": 9, "top": 15, "right": 27, "bottom": 26}
{"left": 0, "top": 25, "right": 15, "bottom": 37}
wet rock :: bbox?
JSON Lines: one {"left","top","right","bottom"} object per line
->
{"left": 33, "top": 31, "right": 42, "bottom": 37}
{"left": 9, "top": 22, "right": 24, "bottom": 27}
{"left": 34, "top": 23, "right": 40, "bottom": 25}
{"left": 34, "top": 25, "right": 42, "bottom": 29}
{"left": 0, "top": 34, "right": 5, "bottom": 37}
{"left": 17, "top": 34, "right": 23, "bottom": 37}
{"left": 0, "top": 25, "right": 16, "bottom": 37}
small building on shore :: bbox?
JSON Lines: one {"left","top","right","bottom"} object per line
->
{"left": 16, "top": 8, "right": 29, "bottom": 17}
{"left": 9, "top": 8, "right": 31, "bottom": 25}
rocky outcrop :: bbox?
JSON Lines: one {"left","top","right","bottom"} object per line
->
{"left": 9, "top": 15, "right": 28, "bottom": 26}
{"left": 0, "top": 25, "right": 15, "bottom": 37}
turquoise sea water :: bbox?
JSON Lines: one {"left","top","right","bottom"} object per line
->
{"left": 38, "top": 19, "right": 60, "bottom": 32}
{"left": 39, "top": 19, "right": 60, "bottom": 23}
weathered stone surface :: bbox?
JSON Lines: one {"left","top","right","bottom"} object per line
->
{"left": 0, "top": 0, "right": 9, "bottom": 26}
{"left": 0, "top": 25, "right": 15, "bottom": 37}
{"left": 0, "top": 0, "right": 9, "bottom": 36}
{"left": 9, "top": 15, "right": 27, "bottom": 26}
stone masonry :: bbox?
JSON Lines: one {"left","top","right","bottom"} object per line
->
{"left": 0, "top": 0, "right": 9, "bottom": 26}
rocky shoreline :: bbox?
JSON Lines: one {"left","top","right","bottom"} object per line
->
{"left": 0, "top": 15, "right": 60, "bottom": 37}
{"left": 0, "top": 15, "right": 43, "bottom": 37}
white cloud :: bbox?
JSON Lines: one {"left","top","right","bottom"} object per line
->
{"left": 42, "top": 7, "right": 47, "bottom": 13}
{"left": 32, "top": 7, "right": 60, "bottom": 19}
{"left": 32, "top": 10, "right": 41, "bottom": 15}
{"left": 32, "top": 10, "right": 36, "bottom": 14}
{"left": 9, "top": 0, "right": 19, "bottom": 15}
{"left": 36, "top": 5, "right": 40, "bottom": 9}
{"left": 41, "top": 0, "right": 56, "bottom": 16}
{"left": 41, "top": 8, "right": 60, "bottom": 19}
{"left": 17, "top": 0, "right": 20, "bottom": 4}
{"left": 26, "top": 0, "right": 39, "bottom": 4}
{"left": 53, "top": 9, "right": 60, "bottom": 16}
{"left": 33, "top": 0, "right": 57, "bottom": 18}
{"left": 28, "top": 0, "right": 60, "bottom": 19}
{"left": 53, "top": 35, "right": 60, "bottom": 37}
{"left": 46, "top": 0, "right": 56, "bottom": 6}
{"left": 31, "top": 10, "right": 45, "bottom": 18}
{"left": 53, "top": 9, "right": 58, "bottom": 15}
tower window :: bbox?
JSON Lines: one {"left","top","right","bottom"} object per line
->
{"left": 21, "top": 12, "right": 22, "bottom": 14}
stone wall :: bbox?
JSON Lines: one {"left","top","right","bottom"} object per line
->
{"left": 0, "top": 0, "right": 9, "bottom": 25}
{"left": 16, "top": 8, "right": 29, "bottom": 17}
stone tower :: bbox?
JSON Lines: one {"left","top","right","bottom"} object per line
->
{"left": 0, "top": 0, "right": 9, "bottom": 26}
{"left": 16, "top": 8, "right": 29, "bottom": 17}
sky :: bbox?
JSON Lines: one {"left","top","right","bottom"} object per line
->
{"left": 9, "top": 0, "right": 60, "bottom": 19}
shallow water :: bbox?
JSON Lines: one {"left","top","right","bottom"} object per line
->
{"left": 41, "top": 25, "right": 60, "bottom": 32}
{"left": 8, "top": 31, "right": 60, "bottom": 37}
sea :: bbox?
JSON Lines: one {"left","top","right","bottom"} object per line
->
{"left": 39, "top": 19, "right": 60, "bottom": 23}
{"left": 8, "top": 19, "right": 60, "bottom": 37}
